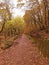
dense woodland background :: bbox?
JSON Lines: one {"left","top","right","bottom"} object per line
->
{"left": 0, "top": 0, "right": 49, "bottom": 35}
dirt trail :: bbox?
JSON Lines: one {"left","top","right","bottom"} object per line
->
{"left": 0, "top": 34, "right": 49, "bottom": 65}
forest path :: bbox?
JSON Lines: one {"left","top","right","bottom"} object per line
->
{"left": 0, "top": 34, "right": 49, "bottom": 65}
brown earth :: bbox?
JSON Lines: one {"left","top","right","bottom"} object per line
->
{"left": 0, "top": 34, "right": 49, "bottom": 65}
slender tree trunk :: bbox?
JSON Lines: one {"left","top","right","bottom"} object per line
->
{"left": 43, "top": 0, "right": 48, "bottom": 27}
{"left": 36, "top": 0, "right": 45, "bottom": 29}
{"left": 0, "top": 22, "right": 5, "bottom": 33}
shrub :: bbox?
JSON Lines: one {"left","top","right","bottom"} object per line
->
{"left": 0, "top": 40, "right": 13, "bottom": 50}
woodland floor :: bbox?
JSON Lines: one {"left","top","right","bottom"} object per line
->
{"left": 0, "top": 34, "right": 49, "bottom": 65}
